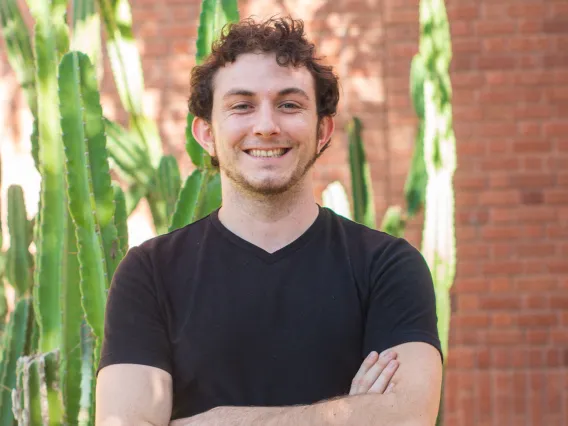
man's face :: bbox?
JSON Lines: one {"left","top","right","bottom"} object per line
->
{"left": 202, "top": 52, "right": 331, "bottom": 196}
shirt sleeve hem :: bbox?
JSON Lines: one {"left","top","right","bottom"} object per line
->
{"left": 382, "top": 332, "right": 444, "bottom": 364}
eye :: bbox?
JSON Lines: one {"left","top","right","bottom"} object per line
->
{"left": 232, "top": 103, "right": 251, "bottom": 111}
{"left": 280, "top": 102, "right": 300, "bottom": 110}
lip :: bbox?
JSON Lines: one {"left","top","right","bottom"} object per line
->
{"left": 244, "top": 148, "right": 292, "bottom": 161}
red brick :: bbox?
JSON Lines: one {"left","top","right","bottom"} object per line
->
{"left": 520, "top": 190, "right": 544, "bottom": 205}
{"left": 516, "top": 278, "right": 558, "bottom": 292}
{"left": 509, "top": 3, "right": 547, "bottom": 18}
{"left": 545, "top": 190, "right": 568, "bottom": 204}
{"left": 481, "top": 225, "right": 521, "bottom": 240}
{"left": 510, "top": 173, "right": 556, "bottom": 188}
{"left": 479, "top": 190, "right": 521, "bottom": 205}
{"left": 543, "top": 19, "right": 568, "bottom": 34}
{"left": 487, "top": 329, "right": 524, "bottom": 345}
{"left": 480, "top": 295, "right": 521, "bottom": 310}
{"left": 523, "top": 294, "right": 550, "bottom": 309}
{"left": 513, "top": 139, "right": 553, "bottom": 153}
{"left": 477, "top": 55, "right": 517, "bottom": 70}
{"left": 526, "top": 330, "right": 550, "bottom": 344}
{"left": 491, "top": 313, "right": 516, "bottom": 327}
{"left": 516, "top": 243, "right": 557, "bottom": 257}
{"left": 447, "top": 5, "right": 479, "bottom": 20}
{"left": 476, "top": 21, "right": 516, "bottom": 36}
{"left": 519, "top": 20, "right": 543, "bottom": 34}
{"left": 518, "top": 313, "right": 558, "bottom": 327}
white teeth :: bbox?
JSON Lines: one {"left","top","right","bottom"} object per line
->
{"left": 248, "top": 148, "right": 287, "bottom": 158}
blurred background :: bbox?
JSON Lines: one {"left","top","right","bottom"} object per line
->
{"left": 1, "top": 0, "right": 567, "bottom": 425}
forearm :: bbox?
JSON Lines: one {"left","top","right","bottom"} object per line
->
{"left": 171, "top": 393, "right": 429, "bottom": 426}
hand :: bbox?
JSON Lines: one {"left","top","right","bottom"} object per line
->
{"left": 349, "top": 350, "right": 399, "bottom": 395}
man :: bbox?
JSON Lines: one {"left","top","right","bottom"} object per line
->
{"left": 96, "top": 16, "right": 443, "bottom": 426}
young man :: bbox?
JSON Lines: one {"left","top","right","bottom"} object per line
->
{"left": 96, "top": 16, "right": 443, "bottom": 426}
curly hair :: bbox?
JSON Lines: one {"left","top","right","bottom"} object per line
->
{"left": 188, "top": 16, "right": 340, "bottom": 163}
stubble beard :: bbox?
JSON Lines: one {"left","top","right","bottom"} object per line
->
{"left": 212, "top": 139, "right": 320, "bottom": 197}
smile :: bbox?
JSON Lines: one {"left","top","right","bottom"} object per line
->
{"left": 245, "top": 148, "right": 291, "bottom": 158}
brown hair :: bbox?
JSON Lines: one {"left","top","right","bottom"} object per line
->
{"left": 188, "top": 16, "right": 340, "bottom": 164}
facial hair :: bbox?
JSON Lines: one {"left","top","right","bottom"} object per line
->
{"left": 211, "top": 128, "right": 322, "bottom": 197}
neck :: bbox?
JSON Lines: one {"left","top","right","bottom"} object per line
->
{"left": 217, "top": 175, "right": 320, "bottom": 254}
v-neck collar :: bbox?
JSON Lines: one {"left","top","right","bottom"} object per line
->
{"left": 209, "top": 204, "right": 327, "bottom": 264}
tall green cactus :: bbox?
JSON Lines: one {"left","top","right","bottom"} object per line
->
{"left": 59, "top": 50, "right": 116, "bottom": 342}
{"left": 347, "top": 118, "right": 376, "bottom": 230}
{"left": 27, "top": 0, "right": 67, "bottom": 357}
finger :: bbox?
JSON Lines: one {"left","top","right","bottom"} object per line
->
{"left": 368, "top": 359, "right": 399, "bottom": 394}
{"left": 349, "top": 351, "right": 379, "bottom": 395}
{"left": 354, "top": 351, "right": 397, "bottom": 394}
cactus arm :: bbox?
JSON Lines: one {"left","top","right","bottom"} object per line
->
{"left": 147, "top": 155, "right": 182, "bottom": 236}
{"left": 59, "top": 51, "right": 108, "bottom": 341}
{"left": 0, "top": 298, "right": 30, "bottom": 425}
{"left": 60, "top": 213, "right": 83, "bottom": 424}
{"left": 6, "top": 185, "right": 32, "bottom": 297}
{"left": 347, "top": 117, "right": 376, "bottom": 229}
{"left": 169, "top": 170, "right": 205, "bottom": 232}
{"left": 113, "top": 184, "right": 129, "bottom": 258}
{"left": 27, "top": 11, "right": 67, "bottom": 353}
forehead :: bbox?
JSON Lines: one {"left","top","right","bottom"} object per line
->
{"left": 212, "top": 52, "right": 315, "bottom": 99}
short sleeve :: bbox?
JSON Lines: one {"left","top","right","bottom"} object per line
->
{"left": 363, "top": 238, "right": 443, "bottom": 363}
{"left": 96, "top": 246, "right": 172, "bottom": 376}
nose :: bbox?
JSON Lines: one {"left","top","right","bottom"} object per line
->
{"left": 253, "top": 102, "right": 280, "bottom": 137}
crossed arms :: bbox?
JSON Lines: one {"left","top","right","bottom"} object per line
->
{"left": 96, "top": 341, "right": 442, "bottom": 426}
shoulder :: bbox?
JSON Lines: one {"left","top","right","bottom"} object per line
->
{"left": 324, "top": 207, "right": 419, "bottom": 259}
{"left": 132, "top": 211, "right": 216, "bottom": 266}
{"left": 324, "top": 207, "right": 430, "bottom": 282}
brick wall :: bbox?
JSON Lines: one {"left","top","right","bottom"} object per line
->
{"left": 1, "top": 0, "right": 567, "bottom": 424}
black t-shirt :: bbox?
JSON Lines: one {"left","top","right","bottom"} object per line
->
{"left": 97, "top": 204, "right": 442, "bottom": 420}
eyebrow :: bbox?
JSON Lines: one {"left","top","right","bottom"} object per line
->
{"left": 222, "top": 87, "right": 311, "bottom": 101}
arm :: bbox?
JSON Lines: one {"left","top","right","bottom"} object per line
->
{"left": 172, "top": 341, "right": 442, "bottom": 426}
{"left": 96, "top": 364, "right": 173, "bottom": 426}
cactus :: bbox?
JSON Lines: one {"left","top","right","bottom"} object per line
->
{"left": 12, "top": 350, "right": 62, "bottom": 425}
{"left": 60, "top": 213, "right": 83, "bottom": 424}
{"left": 0, "top": 1, "right": 242, "bottom": 422}
{"left": 5, "top": 186, "right": 33, "bottom": 297}
{"left": 0, "top": 298, "right": 30, "bottom": 425}
{"left": 347, "top": 117, "right": 376, "bottom": 229}
{"left": 28, "top": 7, "right": 67, "bottom": 358}
{"left": 152, "top": 156, "right": 182, "bottom": 235}
{"left": 113, "top": 184, "right": 129, "bottom": 260}
{"left": 59, "top": 50, "right": 115, "bottom": 341}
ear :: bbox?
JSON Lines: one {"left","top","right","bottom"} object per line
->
{"left": 192, "top": 116, "right": 216, "bottom": 156}
{"left": 317, "top": 116, "right": 335, "bottom": 153}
